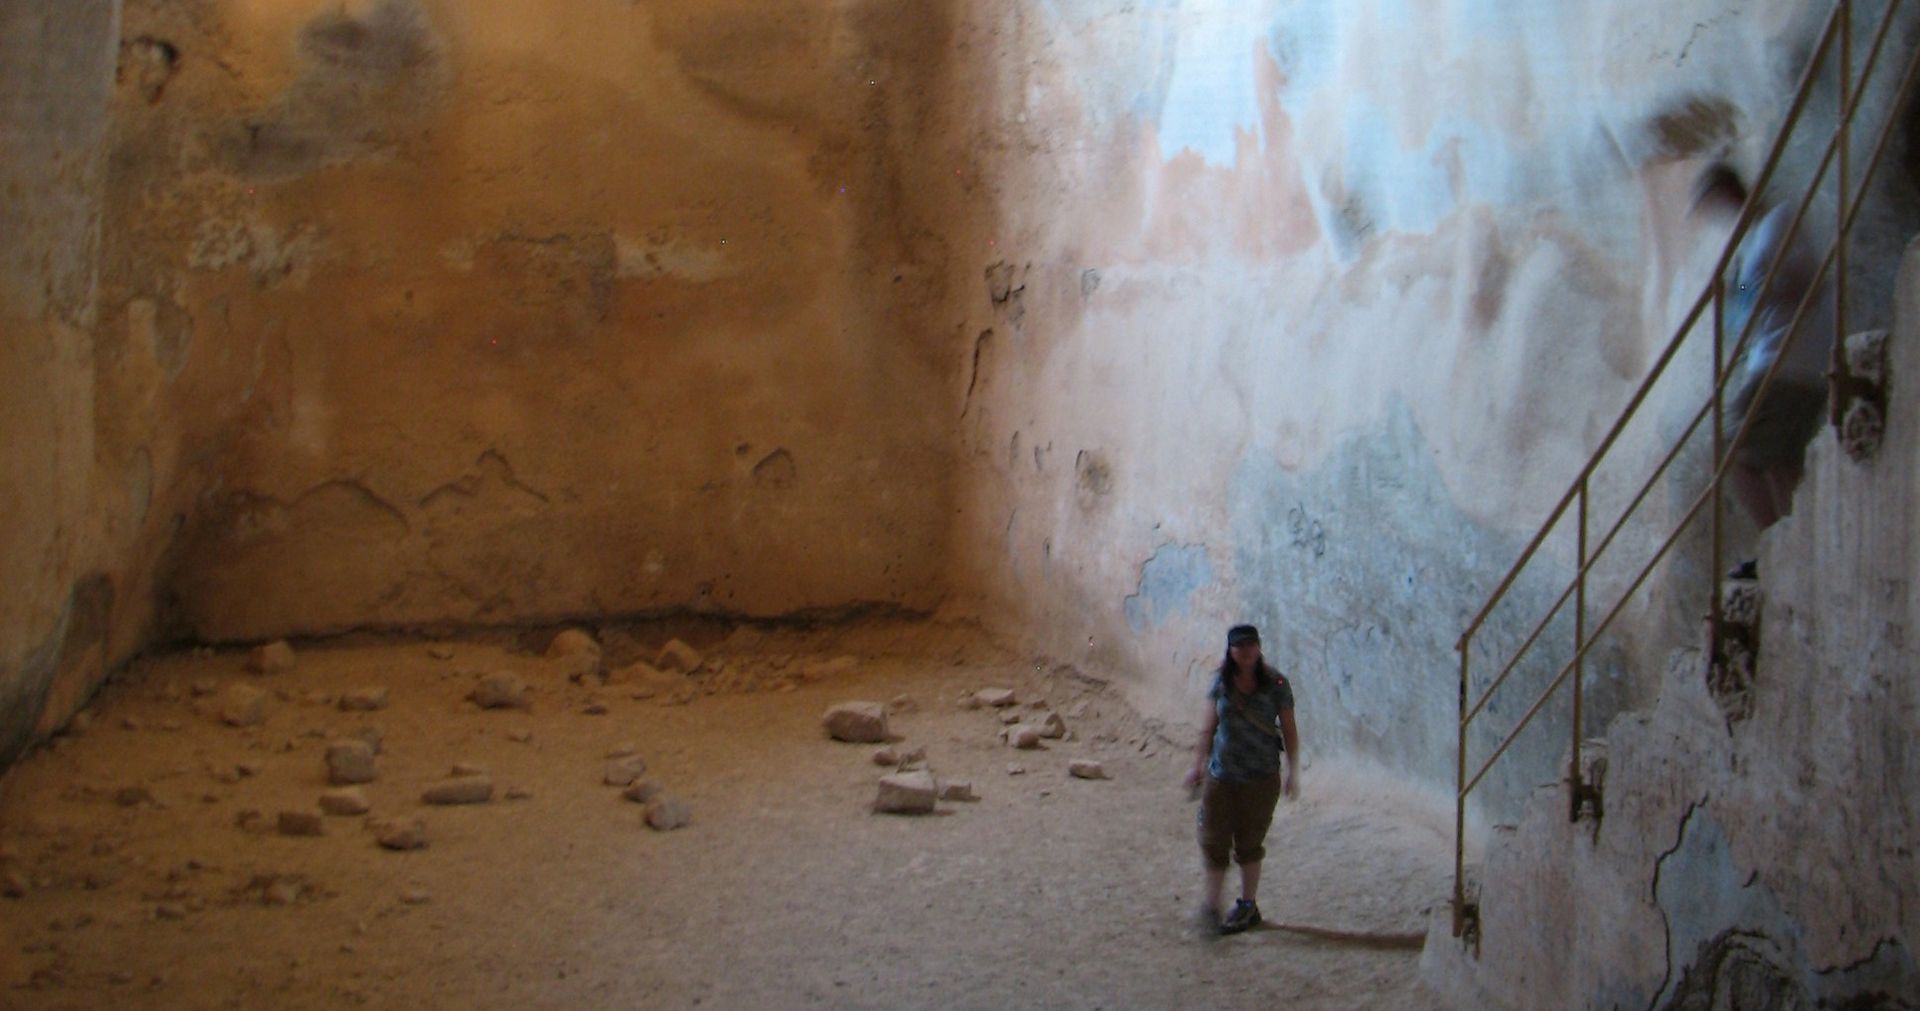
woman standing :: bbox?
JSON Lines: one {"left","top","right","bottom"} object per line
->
{"left": 1182, "top": 624, "right": 1299, "bottom": 935}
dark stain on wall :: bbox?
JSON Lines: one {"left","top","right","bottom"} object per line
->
{"left": 224, "top": 0, "right": 446, "bottom": 178}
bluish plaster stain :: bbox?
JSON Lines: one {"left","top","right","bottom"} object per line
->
{"left": 1226, "top": 398, "right": 1624, "bottom": 817}
{"left": 1123, "top": 542, "right": 1214, "bottom": 633}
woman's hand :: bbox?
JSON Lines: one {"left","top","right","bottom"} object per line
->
{"left": 1282, "top": 768, "right": 1300, "bottom": 800}
{"left": 1182, "top": 765, "right": 1205, "bottom": 796}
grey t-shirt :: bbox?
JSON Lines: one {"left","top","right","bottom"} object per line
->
{"left": 1207, "top": 670, "right": 1294, "bottom": 783}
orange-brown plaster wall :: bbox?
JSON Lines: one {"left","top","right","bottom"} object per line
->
{"left": 1, "top": 0, "right": 971, "bottom": 760}
{"left": 113, "top": 0, "right": 962, "bottom": 640}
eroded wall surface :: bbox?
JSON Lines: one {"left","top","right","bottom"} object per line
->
{"left": 941, "top": 0, "right": 1911, "bottom": 810}
{"left": 105, "top": 0, "right": 962, "bottom": 641}
{"left": 0, "top": 0, "right": 122, "bottom": 764}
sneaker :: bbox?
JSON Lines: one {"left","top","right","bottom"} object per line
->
{"left": 1220, "top": 899, "right": 1262, "bottom": 934}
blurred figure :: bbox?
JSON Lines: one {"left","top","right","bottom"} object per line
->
{"left": 1691, "top": 163, "right": 1835, "bottom": 538}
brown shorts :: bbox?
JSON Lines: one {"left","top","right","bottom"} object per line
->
{"left": 1197, "top": 774, "right": 1282, "bottom": 869}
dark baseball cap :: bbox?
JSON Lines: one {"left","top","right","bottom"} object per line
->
{"left": 1227, "top": 624, "right": 1261, "bottom": 646}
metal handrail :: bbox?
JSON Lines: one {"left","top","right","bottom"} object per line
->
{"left": 1451, "top": 0, "right": 1919, "bottom": 939}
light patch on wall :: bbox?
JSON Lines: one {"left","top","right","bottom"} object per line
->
{"left": 1123, "top": 542, "right": 1214, "bottom": 632}
{"left": 1152, "top": 10, "right": 1266, "bottom": 167}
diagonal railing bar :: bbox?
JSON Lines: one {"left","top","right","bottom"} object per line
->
{"left": 1450, "top": 0, "right": 1917, "bottom": 941}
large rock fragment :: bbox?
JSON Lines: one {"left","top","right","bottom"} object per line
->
{"left": 823, "top": 702, "right": 889, "bottom": 743}
{"left": 1038, "top": 712, "right": 1068, "bottom": 739}
{"left": 468, "top": 672, "right": 530, "bottom": 710}
{"left": 219, "top": 685, "right": 267, "bottom": 727}
{"left": 874, "top": 770, "right": 938, "bottom": 814}
{"left": 326, "top": 740, "right": 377, "bottom": 786}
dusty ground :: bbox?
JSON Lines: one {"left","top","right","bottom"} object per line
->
{"left": 0, "top": 619, "right": 1452, "bottom": 1009}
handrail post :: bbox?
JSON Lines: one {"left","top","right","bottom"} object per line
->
{"left": 1832, "top": 0, "right": 1853, "bottom": 425}
{"left": 1570, "top": 478, "right": 1587, "bottom": 822}
{"left": 1454, "top": 638, "right": 1470, "bottom": 936}
{"left": 1711, "top": 277, "right": 1726, "bottom": 664}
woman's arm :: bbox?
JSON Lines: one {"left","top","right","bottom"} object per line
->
{"left": 1183, "top": 702, "right": 1219, "bottom": 791}
{"left": 1279, "top": 708, "right": 1300, "bottom": 798}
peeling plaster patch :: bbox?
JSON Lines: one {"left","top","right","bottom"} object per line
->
{"left": 1123, "top": 542, "right": 1213, "bottom": 633}
{"left": 1227, "top": 398, "right": 1626, "bottom": 813}
{"left": 1650, "top": 808, "right": 1920, "bottom": 1009}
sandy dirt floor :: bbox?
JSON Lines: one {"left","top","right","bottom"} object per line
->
{"left": 0, "top": 619, "right": 1453, "bottom": 1009}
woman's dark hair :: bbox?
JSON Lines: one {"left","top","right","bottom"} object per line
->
{"left": 1214, "top": 650, "right": 1276, "bottom": 694}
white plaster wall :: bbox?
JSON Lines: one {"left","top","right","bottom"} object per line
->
{"left": 945, "top": 0, "right": 1911, "bottom": 814}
